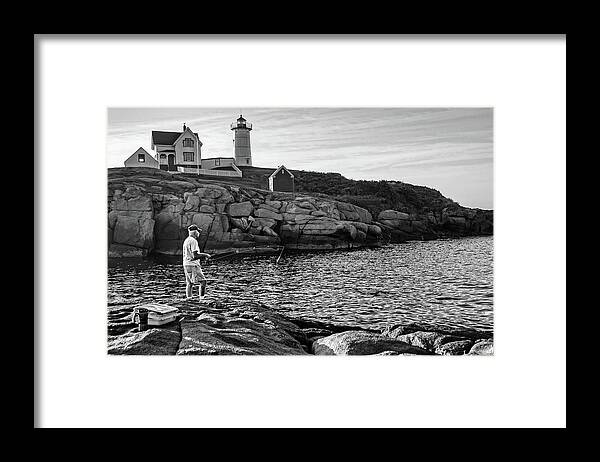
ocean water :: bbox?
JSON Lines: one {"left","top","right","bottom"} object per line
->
{"left": 108, "top": 236, "right": 493, "bottom": 333}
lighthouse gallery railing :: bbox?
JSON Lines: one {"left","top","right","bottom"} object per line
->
{"left": 230, "top": 122, "right": 252, "bottom": 130}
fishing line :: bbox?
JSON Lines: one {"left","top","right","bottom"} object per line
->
{"left": 201, "top": 214, "right": 216, "bottom": 253}
{"left": 273, "top": 215, "right": 321, "bottom": 265}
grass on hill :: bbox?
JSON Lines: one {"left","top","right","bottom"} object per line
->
{"left": 235, "top": 166, "right": 460, "bottom": 217}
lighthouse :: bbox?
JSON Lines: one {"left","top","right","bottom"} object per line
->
{"left": 231, "top": 114, "right": 253, "bottom": 166}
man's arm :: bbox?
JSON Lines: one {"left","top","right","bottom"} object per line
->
{"left": 190, "top": 238, "right": 210, "bottom": 260}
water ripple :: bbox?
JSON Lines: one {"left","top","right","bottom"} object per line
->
{"left": 108, "top": 236, "right": 493, "bottom": 333}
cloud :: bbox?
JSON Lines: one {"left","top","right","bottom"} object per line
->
{"left": 107, "top": 107, "right": 493, "bottom": 209}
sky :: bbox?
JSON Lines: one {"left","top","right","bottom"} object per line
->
{"left": 107, "top": 108, "right": 493, "bottom": 209}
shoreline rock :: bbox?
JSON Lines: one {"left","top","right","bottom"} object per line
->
{"left": 107, "top": 300, "right": 493, "bottom": 356}
{"left": 312, "top": 331, "right": 432, "bottom": 355}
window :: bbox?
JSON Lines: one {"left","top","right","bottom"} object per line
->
{"left": 183, "top": 138, "right": 194, "bottom": 147}
{"left": 215, "top": 159, "right": 220, "bottom": 166}
{"left": 183, "top": 152, "right": 195, "bottom": 162}
{"left": 138, "top": 154, "right": 145, "bottom": 163}
{"left": 246, "top": 159, "right": 249, "bottom": 164}
{"left": 160, "top": 154, "right": 166, "bottom": 160}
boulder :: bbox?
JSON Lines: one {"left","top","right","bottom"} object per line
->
{"left": 261, "top": 226, "right": 279, "bottom": 238}
{"left": 183, "top": 195, "right": 200, "bottom": 212}
{"left": 339, "top": 209, "right": 361, "bottom": 221}
{"left": 335, "top": 203, "right": 372, "bottom": 223}
{"left": 258, "top": 202, "right": 280, "bottom": 213}
{"left": 108, "top": 210, "right": 119, "bottom": 229}
{"left": 255, "top": 218, "right": 277, "bottom": 229}
{"left": 265, "top": 200, "right": 282, "bottom": 210}
{"left": 219, "top": 213, "right": 230, "bottom": 232}
{"left": 352, "top": 221, "right": 369, "bottom": 234}
{"left": 196, "top": 185, "right": 227, "bottom": 200}
{"left": 378, "top": 210, "right": 410, "bottom": 221}
{"left": 154, "top": 211, "right": 182, "bottom": 240}
{"left": 283, "top": 213, "right": 314, "bottom": 222}
{"left": 108, "top": 327, "right": 180, "bottom": 355}
{"left": 435, "top": 340, "right": 474, "bottom": 355}
{"left": 468, "top": 339, "right": 494, "bottom": 355}
{"left": 367, "top": 224, "right": 382, "bottom": 236}
{"left": 112, "top": 216, "right": 155, "bottom": 249}
{"left": 381, "top": 219, "right": 414, "bottom": 233}
{"left": 297, "top": 201, "right": 316, "bottom": 210}
{"left": 191, "top": 213, "right": 215, "bottom": 232}
{"left": 112, "top": 194, "right": 153, "bottom": 212}
{"left": 317, "top": 202, "right": 340, "bottom": 220}
{"left": 161, "top": 201, "right": 185, "bottom": 214}
{"left": 341, "top": 222, "right": 357, "bottom": 240}
{"left": 391, "top": 331, "right": 464, "bottom": 353}
{"left": 312, "top": 331, "right": 432, "bottom": 355}
{"left": 199, "top": 204, "right": 215, "bottom": 213}
{"left": 285, "top": 203, "right": 313, "bottom": 215}
{"left": 230, "top": 217, "right": 252, "bottom": 232}
{"left": 255, "top": 208, "right": 283, "bottom": 220}
{"left": 230, "top": 229, "right": 245, "bottom": 241}
{"left": 177, "top": 308, "right": 308, "bottom": 355}
{"left": 229, "top": 201, "right": 254, "bottom": 217}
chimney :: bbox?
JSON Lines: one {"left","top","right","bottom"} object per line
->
{"left": 183, "top": 123, "right": 187, "bottom": 131}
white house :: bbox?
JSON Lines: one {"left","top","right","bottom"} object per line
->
{"left": 123, "top": 121, "right": 244, "bottom": 178}
{"left": 124, "top": 147, "right": 159, "bottom": 168}
{"left": 151, "top": 124, "right": 202, "bottom": 172}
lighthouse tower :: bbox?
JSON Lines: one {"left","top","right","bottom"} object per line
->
{"left": 231, "top": 114, "right": 253, "bottom": 166}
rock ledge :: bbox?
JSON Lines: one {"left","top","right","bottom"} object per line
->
{"left": 108, "top": 299, "right": 493, "bottom": 356}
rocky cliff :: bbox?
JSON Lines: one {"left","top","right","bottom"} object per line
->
{"left": 239, "top": 166, "right": 493, "bottom": 242}
{"left": 107, "top": 167, "right": 493, "bottom": 258}
{"left": 108, "top": 167, "right": 382, "bottom": 258}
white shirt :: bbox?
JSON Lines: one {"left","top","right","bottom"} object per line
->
{"left": 182, "top": 236, "right": 201, "bottom": 266}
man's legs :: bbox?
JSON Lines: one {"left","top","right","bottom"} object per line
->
{"left": 195, "top": 266, "right": 207, "bottom": 299}
{"left": 184, "top": 267, "right": 193, "bottom": 298}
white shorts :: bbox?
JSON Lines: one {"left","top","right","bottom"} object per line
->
{"left": 183, "top": 265, "right": 206, "bottom": 285}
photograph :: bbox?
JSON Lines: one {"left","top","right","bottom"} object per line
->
{"left": 36, "top": 34, "right": 566, "bottom": 429}
{"left": 106, "top": 107, "right": 494, "bottom": 356}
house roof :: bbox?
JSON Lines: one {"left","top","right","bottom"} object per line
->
{"left": 124, "top": 147, "right": 158, "bottom": 165}
{"left": 152, "top": 130, "right": 200, "bottom": 146}
{"left": 269, "top": 165, "right": 294, "bottom": 179}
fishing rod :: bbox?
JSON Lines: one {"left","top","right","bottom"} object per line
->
{"left": 275, "top": 215, "right": 320, "bottom": 265}
{"left": 276, "top": 245, "right": 285, "bottom": 264}
{"left": 209, "top": 249, "right": 240, "bottom": 262}
{"left": 201, "top": 215, "right": 216, "bottom": 253}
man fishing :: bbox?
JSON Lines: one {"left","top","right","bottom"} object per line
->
{"left": 183, "top": 224, "right": 211, "bottom": 300}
